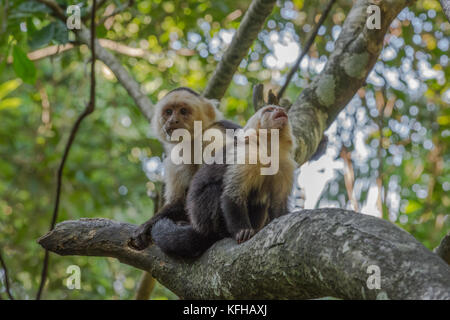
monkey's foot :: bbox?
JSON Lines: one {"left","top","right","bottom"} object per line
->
{"left": 235, "top": 228, "right": 255, "bottom": 244}
{"left": 128, "top": 222, "right": 153, "bottom": 250}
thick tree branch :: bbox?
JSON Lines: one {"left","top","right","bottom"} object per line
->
{"left": 36, "top": 0, "right": 154, "bottom": 122}
{"left": 38, "top": 209, "right": 450, "bottom": 300}
{"left": 288, "top": 0, "right": 413, "bottom": 165}
{"left": 440, "top": 0, "right": 450, "bottom": 22}
{"left": 435, "top": 232, "right": 450, "bottom": 265}
{"left": 203, "top": 0, "right": 276, "bottom": 100}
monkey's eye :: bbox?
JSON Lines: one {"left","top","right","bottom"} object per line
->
{"left": 165, "top": 109, "right": 173, "bottom": 116}
{"left": 265, "top": 107, "right": 275, "bottom": 113}
{"left": 180, "top": 108, "right": 188, "bottom": 115}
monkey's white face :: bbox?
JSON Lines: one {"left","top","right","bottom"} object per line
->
{"left": 152, "top": 90, "right": 218, "bottom": 143}
{"left": 253, "top": 105, "right": 289, "bottom": 130}
{"left": 159, "top": 100, "right": 194, "bottom": 137}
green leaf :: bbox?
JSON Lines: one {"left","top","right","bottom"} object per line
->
{"left": 53, "top": 20, "right": 69, "bottom": 45}
{"left": 28, "top": 23, "right": 55, "bottom": 50}
{"left": 12, "top": 46, "right": 36, "bottom": 84}
{"left": 96, "top": 25, "right": 107, "bottom": 39}
{"left": 0, "top": 79, "right": 22, "bottom": 100}
{"left": 17, "top": 1, "right": 51, "bottom": 14}
{"left": 0, "top": 41, "right": 12, "bottom": 75}
{"left": 26, "top": 18, "right": 38, "bottom": 35}
{"left": 0, "top": 97, "right": 21, "bottom": 110}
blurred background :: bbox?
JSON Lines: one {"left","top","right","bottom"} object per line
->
{"left": 0, "top": 0, "right": 448, "bottom": 299}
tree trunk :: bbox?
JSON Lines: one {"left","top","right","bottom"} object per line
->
{"left": 38, "top": 209, "right": 450, "bottom": 300}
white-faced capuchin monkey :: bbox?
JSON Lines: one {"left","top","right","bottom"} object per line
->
{"left": 129, "top": 87, "right": 241, "bottom": 250}
{"left": 150, "top": 105, "right": 297, "bottom": 257}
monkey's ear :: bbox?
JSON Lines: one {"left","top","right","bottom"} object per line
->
{"left": 252, "top": 84, "right": 265, "bottom": 111}
{"left": 267, "top": 89, "right": 279, "bottom": 105}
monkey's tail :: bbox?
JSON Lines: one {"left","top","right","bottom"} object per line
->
{"left": 151, "top": 218, "right": 217, "bottom": 258}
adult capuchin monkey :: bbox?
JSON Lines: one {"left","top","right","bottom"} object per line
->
{"left": 151, "top": 104, "right": 297, "bottom": 258}
{"left": 129, "top": 87, "right": 241, "bottom": 250}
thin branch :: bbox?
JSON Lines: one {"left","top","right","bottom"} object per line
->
{"left": 27, "top": 43, "right": 74, "bottom": 61}
{"left": 37, "top": 210, "right": 450, "bottom": 299}
{"left": 36, "top": 0, "right": 97, "bottom": 300}
{"left": 277, "top": 0, "right": 337, "bottom": 100}
{"left": 341, "top": 146, "right": 359, "bottom": 211}
{"left": 0, "top": 251, "right": 14, "bottom": 300}
{"left": 135, "top": 190, "right": 160, "bottom": 300}
{"left": 252, "top": 83, "right": 265, "bottom": 111}
{"left": 82, "top": 0, "right": 108, "bottom": 22}
{"left": 25, "top": 39, "right": 147, "bottom": 62}
{"left": 36, "top": 0, "right": 154, "bottom": 122}
{"left": 35, "top": 0, "right": 66, "bottom": 20}
{"left": 97, "top": 0, "right": 134, "bottom": 26}
{"left": 135, "top": 272, "right": 156, "bottom": 300}
{"left": 203, "top": 0, "right": 277, "bottom": 100}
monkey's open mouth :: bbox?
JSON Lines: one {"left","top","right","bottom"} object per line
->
{"left": 164, "top": 128, "right": 174, "bottom": 136}
{"left": 164, "top": 126, "right": 182, "bottom": 136}
{"left": 273, "top": 110, "right": 288, "bottom": 120}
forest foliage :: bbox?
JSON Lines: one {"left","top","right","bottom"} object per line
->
{"left": 0, "top": 0, "right": 448, "bottom": 299}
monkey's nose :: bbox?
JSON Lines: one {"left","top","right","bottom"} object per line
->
{"left": 273, "top": 109, "right": 287, "bottom": 120}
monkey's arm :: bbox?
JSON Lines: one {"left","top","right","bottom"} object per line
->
{"left": 268, "top": 200, "right": 289, "bottom": 221}
{"left": 248, "top": 202, "right": 269, "bottom": 231}
{"left": 129, "top": 199, "right": 187, "bottom": 250}
{"left": 221, "top": 195, "right": 254, "bottom": 244}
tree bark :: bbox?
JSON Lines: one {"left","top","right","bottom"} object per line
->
{"left": 135, "top": 272, "right": 156, "bottom": 300}
{"left": 203, "top": 0, "right": 277, "bottom": 100}
{"left": 34, "top": 0, "right": 450, "bottom": 301}
{"left": 440, "top": 0, "right": 450, "bottom": 22}
{"left": 38, "top": 209, "right": 450, "bottom": 300}
{"left": 435, "top": 232, "right": 450, "bottom": 265}
{"left": 288, "top": 0, "right": 413, "bottom": 165}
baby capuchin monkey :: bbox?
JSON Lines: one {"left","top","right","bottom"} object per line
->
{"left": 151, "top": 105, "right": 297, "bottom": 258}
{"left": 129, "top": 87, "right": 241, "bottom": 250}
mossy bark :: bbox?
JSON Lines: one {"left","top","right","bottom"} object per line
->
{"left": 38, "top": 210, "right": 450, "bottom": 299}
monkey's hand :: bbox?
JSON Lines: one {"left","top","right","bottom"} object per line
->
{"left": 128, "top": 221, "right": 153, "bottom": 250}
{"left": 234, "top": 228, "right": 255, "bottom": 244}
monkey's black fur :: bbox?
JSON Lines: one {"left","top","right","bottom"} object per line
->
{"left": 167, "top": 86, "right": 201, "bottom": 97}
{"left": 152, "top": 105, "right": 296, "bottom": 258}
{"left": 129, "top": 119, "right": 241, "bottom": 251}
{"left": 152, "top": 163, "right": 272, "bottom": 258}
{"left": 151, "top": 163, "right": 228, "bottom": 258}
{"left": 151, "top": 218, "right": 221, "bottom": 258}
